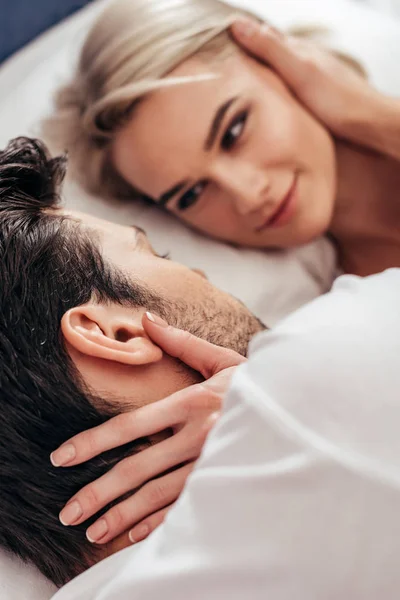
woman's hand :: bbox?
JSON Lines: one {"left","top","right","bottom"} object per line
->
{"left": 231, "top": 18, "right": 394, "bottom": 152}
{"left": 51, "top": 313, "right": 246, "bottom": 545}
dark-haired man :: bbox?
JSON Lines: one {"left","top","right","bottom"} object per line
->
{"left": 0, "top": 137, "right": 264, "bottom": 587}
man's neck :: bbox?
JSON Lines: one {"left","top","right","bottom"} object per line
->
{"left": 329, "top": 139, "right": 400, "bottom": 274}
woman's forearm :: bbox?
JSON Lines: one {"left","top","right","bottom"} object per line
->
{"left": 350, "top": 96, "right": 400, "bottom": 161}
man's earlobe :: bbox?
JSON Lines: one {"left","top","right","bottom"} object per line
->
{"left": 61, "top": 304, "right": 163, "bottom": 366}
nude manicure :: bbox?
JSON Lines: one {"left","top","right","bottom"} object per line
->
{"left": 129, "top": 524, "right": 149, "bottom": 544}
{"left": 86, "top": 519, "right": 108, "bottom": 543}
{"left": 146, "top": 312, "right": 168, "bottom": 327}
{"left": 59, "top": 501, "right": 82, "bottom": 526}
{"left": 50, "top": 444, "right": 76, "bottom": 467}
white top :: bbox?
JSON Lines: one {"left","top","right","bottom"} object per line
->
{"left": 53, "top": 269, "right": 400, "bottom": 600}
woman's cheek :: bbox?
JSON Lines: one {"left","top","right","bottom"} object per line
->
{"left": 184, "top": 195, "right": 240, "bottom": 241}
{"left": 252, "top": 99, "right": 302, "bottom": 167}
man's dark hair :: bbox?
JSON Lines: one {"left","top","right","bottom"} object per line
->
{"left": 0, "top": 137, "right": 168, "bottom": 586}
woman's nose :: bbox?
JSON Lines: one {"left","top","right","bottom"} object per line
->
{"left": 212, "top": 163, "right": 270, "bottom": 217}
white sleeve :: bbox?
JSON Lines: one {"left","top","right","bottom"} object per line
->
{"left": 53, "top": 270, "right": 400, "bottom": 600}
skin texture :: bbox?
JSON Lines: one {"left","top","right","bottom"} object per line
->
{"left": 112, "top": 52, "right": 337, "bottom": 249}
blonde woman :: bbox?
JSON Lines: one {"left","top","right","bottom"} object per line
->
{"left": 43, "top": 0, "right": 400, "bottom": 276}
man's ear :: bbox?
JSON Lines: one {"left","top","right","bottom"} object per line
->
{"left": 61, "top": 304, "right": 163, "bottom": 366}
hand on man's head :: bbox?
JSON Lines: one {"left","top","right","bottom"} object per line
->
{"left": 51, "top": 312, "right": 246, "bottom": 548}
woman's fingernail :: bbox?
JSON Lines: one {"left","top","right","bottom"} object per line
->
{"left": 50, "top": 444, "right": 76, "bottom": 467}
{"left": 86, "top": 519, "right": 108, "bottom": 543}
{"left": 145, "top": 312, "right": 168, "bottom": 328}
{"left": 129, "top": 524, "right": 149, "bottom": 544}
{"left": 264, "top": 24, "right": 282, "bottom": 39}
{"left": 233, "top": 18, "right": 258, "bottom": 38}
{"left": 59, "top": 500, "right": 83, "bottom": 526}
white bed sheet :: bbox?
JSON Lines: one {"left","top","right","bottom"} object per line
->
{"left": 0, "top": 0, "right": 399, "bottom": 598}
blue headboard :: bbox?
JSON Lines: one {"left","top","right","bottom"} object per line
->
{"left": 0, "top": 0, "right": 93, "bottom": 64}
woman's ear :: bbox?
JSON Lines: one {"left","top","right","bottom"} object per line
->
{"left": 61, "top": 304, "right": 163, "bottom": 366}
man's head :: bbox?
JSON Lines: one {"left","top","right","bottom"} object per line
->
{"left": 62, "top": 209, "right": 264, "bottom": 406}
{"left": 0, "top": 137, "right": 263, "bottom": 586}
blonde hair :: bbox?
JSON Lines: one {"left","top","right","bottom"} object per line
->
{"left": 42, "top": 0, "right": 364, "bottom": 199}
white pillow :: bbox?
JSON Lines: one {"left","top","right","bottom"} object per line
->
{"left": 0, "top": 1, "right": 399, "bottom": 598}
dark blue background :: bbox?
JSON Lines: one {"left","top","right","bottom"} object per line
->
{"left": 0, "top": 0, "right": 93, "bottom": 64}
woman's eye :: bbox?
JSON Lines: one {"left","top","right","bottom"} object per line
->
{"left": 221, "top": 110, "right": 248, "bottom": 151}
{"left": 177, "top": 181, "right": 207, "bottom": 212}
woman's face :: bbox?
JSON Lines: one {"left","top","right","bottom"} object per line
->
{"left": 112, "top": 51, "right": 337, "bottom": 248}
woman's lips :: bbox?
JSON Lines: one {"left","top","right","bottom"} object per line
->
{"left": 256, "top": 175, "right": 298, "bottom": 232}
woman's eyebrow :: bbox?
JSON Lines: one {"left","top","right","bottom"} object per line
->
{"left": 204, "top": 96, "right": 239, "bottom": 151}
{"left": 156, "top": 96, "right": 238, "bottom": 205}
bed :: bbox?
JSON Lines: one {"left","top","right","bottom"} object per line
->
{"left": 0, "top": 0, "right": 400, "bottom": 597}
